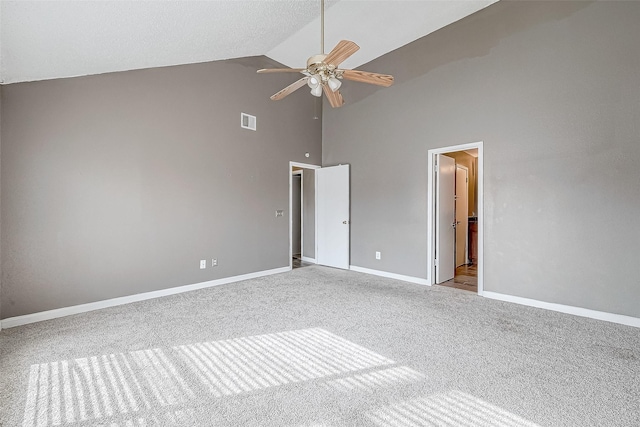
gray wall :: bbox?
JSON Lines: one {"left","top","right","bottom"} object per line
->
{"left": 1, "top": 57, "right": 321, "bottom": 319}
{"left": 323, "top": 2, "right": 640, "bottom": 317}
{"left": 302, "top": 169, "right": 315, "bottom": 259}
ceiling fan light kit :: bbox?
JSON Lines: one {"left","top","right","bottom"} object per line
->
{"left": 307, "top": 75, "right": 321, "bottom": 89}
{"left": 310, "top": 84, "right": 323, "bottom": 97}
{"left": 257, "top": 0, "right": 393, "bottom": 108}
{"left": 327, "top": 77, "right": 341, "bottom": 92}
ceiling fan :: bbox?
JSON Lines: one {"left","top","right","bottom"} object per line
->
{"left": 257, "top": 0, "right": 394, "bottom": 108}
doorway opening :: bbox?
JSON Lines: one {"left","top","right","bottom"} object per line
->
{"left": 427, "top": 142, "right": 483, "bottom": 294}
{"left": 289, "top": 162, "right": 321, "bottom": 269}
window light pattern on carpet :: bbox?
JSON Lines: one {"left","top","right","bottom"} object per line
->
{"left": 21, "top": 327, "right": 539, "bottom": 427}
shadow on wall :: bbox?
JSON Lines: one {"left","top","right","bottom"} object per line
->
{"left": 339, "top": 1, "right": 592, "bottom": 106}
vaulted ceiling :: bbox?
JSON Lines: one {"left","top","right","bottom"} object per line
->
{"left": 0, "top": 0, "right": 497, "bottom": 84}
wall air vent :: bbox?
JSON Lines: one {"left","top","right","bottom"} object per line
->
{"left": 241, "top": 113, "right": 257, "bottom": 131}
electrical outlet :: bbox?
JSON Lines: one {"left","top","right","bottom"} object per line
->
{"left": 212, "top": 258, "right": 218, "bottom": 267}
{"left": 275, "top": 210, "right": 284, "bottom": 217}
{"left": 375, "top": 251, "right": 381, "bottom": 260}
{"left": 200, "top": 260, "right": 207, "bottom": 269}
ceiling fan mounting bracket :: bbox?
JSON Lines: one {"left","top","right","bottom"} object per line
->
{"left": 306, "top": 54, "right": 327, "bottom": 70}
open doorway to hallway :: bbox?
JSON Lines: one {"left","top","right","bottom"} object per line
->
{"left": 289, "top": 161, "right": 351, "bottom": 271}
{"left": 440, "top": 150, "right": 478, "bottom": 292}
{"left": 427, "top": 142, "right": 483, "bottom": 294}
{"left": 289, "top": 162, "right": 320, "bottom": 269}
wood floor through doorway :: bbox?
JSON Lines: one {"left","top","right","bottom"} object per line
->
{"left": 439, "top": 264, "right": 478, "bottom": 292}
{"left": 292, "top": 256, "right": 313, "bottom": 269}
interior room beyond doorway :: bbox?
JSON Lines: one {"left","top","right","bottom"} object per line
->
{"left": 437, "top": 149, "right": 478, "bottom": 292}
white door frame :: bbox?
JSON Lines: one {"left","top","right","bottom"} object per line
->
{"left": 427, "top": 142, "right": 484, "bottom": 294}
{"left": 289, "top": 161, "right": 321, "bottom": 270}
{"left": 292, "top": 170, "right": 303, "bottom": 258}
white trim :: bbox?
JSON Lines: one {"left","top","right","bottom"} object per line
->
{"left": 292, "top": 172, "right": 303, "bottom": 258}
{"left": 483, "top": 291, "right": 640, "bottom": 328}
{"left": 315, "top": 170, "right": 319, "bottom": 266}
{"left": 477, "top": 146, "right": 483, "bottom": 293}
{"left": 289, "top": 166, "right": 293, "bottom": 269}
{"left": 290, "top": 162, "right": 321, "bottom": 170}
{"left": 300, "top": 172, "right": 304, "bottom": 259}
{"left": 301, "top": 256, "right": 317, "bottom": 263}
{"left": 1, "top": 266, "right": 290, "bottom": 329}
{"left": 427, "top": 141, "right": 484, "bottom": 295}
{"left": 349, "top": 265, "right": 430, "bottom": 286}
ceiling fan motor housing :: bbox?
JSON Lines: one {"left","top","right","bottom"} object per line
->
{"left": 306, "top": 54, "right": 339, "bottom": 82}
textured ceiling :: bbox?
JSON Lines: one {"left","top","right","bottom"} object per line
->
{"left": 0, "top": 0, "right": 497, "bottom": 84}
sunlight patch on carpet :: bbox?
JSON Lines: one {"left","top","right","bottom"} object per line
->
{"left": 367, "top": 390, "right": 540, "bottom": 427}
{"left": 22, "top": 349, "right": 193, "bottom": 427}
{"left": 324, "top": 366, "right": 425, "bottom": 393}
{"left": 22, "top": 327, "right": 433, "bottom": 426}
{"left": 174, "top": 327, "right": 395, "bottom": 396}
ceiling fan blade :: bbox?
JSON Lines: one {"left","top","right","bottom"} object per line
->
{"left": 323, "top": 85, "right": 344, "bottom": 108}
{"left": 324, "top": 40, "right": 360, "bottom": 67}
{"left": 257, "top": 68, "right": 305, "bottom": 74}
{"left": 270, "top": 77, "right": 309, "bottom": 101}
{"left": 340, "top": 69, "right": 394, "bottom": 87}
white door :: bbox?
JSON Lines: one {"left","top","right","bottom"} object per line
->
{"left": 455, "top": 165, "right": 469, "bottom": 268}
{"left": 436, "top": 154, "right": 455, "bottom": 283}
{"left": 317, "top": 164, "right": 350, "bottom": 269}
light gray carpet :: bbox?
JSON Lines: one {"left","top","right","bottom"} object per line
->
{"left": 1, "top": 265, "right": 639, "bottom": 426}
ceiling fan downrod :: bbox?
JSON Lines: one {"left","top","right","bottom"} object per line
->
{"left": 306, "top": 0, "right": 342, "bottom": 97}
{"left": 321, "top": 0, "right": 325, "bottom": 55}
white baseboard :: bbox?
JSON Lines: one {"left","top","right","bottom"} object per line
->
{"left": 301, "top": 256, "right": 316, "bottom": 264}
{"left": 1, "top": 266, "right": 291, "bottom": 329}
{"left": 349, "top": 265, "right": 430, "bottom": 286}
{"left": 483, "top": 291, "right": 640, "bottom": 328}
